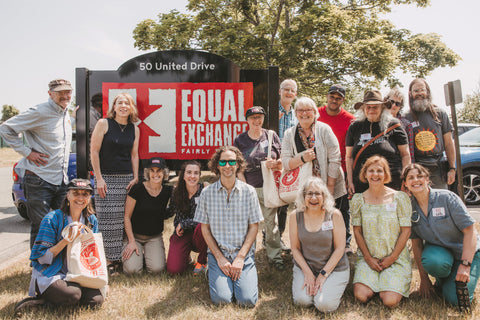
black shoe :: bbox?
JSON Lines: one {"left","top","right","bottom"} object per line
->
{"left": 14, "top": 297, "right": 45, "bottom": 317}
{"left": 273, "top": 260, "right": 285, "bottom": 271}
{"left": 280, "top": 239, "right": 291, "bottom": 253}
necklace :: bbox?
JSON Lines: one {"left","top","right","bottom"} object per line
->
{"left": 117, "top": 121, "right": 127, "bottom": 132}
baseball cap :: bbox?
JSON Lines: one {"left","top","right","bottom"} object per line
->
{"left": 328, "top": 84, "right": 346, "bottom": 98}
{"left": 67, "top": 179, "right": 93, "bottom": 192}
{"left": 245, "top": 106, "right": 266, "bottom": 118}
{"left": 49, "top": 79, "right": 73, "bottom": 92}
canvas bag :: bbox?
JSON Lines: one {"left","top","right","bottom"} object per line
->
{"left": 64, "top": 223, "right": 108, "bottom": 289}
{"left": 278, "top": 156, "right": 313, "bottom": 204}
{"left": 261, "top": 130, "right": 287, "bottom": 208}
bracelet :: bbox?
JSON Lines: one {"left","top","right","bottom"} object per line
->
{"left": 449, "top": 167, "right": 456, "bottom": 171}
{"left": 300, "top": 155, "right": 306, "bottom": 163}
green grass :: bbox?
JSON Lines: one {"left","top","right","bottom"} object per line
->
{"left": 1, "top": 218, "right": 479, "bottom": 319}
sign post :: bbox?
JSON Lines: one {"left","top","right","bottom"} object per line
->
{"left": 444, "top": 79, "right": 464, "bottom": 202}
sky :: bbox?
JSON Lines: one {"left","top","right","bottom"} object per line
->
{"left": 1, "top": 0, "right": 479, "bottom": 113}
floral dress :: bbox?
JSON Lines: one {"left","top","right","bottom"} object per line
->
{"left": 350, "top": 191, "right": 412, "bottom": 297}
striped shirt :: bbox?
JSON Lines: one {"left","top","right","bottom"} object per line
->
{"left": 194, "top": 179, "right": 263, "bottom": 259}
{"left": 278, "top": 103, "right": 297, "bottom": 142}
{"left": 0, "top": 98, "right": 72, "bottom": 185}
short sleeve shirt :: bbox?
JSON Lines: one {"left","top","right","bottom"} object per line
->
{"left": 410, "top": 188, "right": 479, "bottom": 260}
{"left": 194, "top": 179, "right": 264, "bottom": 259}
{"left": 234, "top": 129, "right": 281, "bottom": 188}
{"left": 405, "top": 108, "right": 453, "bottom": 160}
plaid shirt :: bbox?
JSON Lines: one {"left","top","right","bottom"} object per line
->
{"left": 278, "top": 103, "right": 298, "bottom": 142}
{"left": 194, "top": 179, "right": 263, "bottom": 259}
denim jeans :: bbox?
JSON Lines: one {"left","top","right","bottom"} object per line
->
{"left": 23, "top": 174, "right": 67, "bottom": 249}
{"left": 207, "top": 253, "right": 258, "bottom": 306}
{"left": 421, "top": 244, "right": 480, "bottom": 305}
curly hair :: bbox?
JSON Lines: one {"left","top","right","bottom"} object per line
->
{"left": 60, "top": 190, "right": 95, "bottom": 220}
{"left": 171, "top": 160, "right": 202, "bottom": 214}
{"left": 295, "top": 177, "right": 336, "bottom": 216}
{"left": 359, "top": 155, "right": 392, "bottom": 184}
{"left": 208, "top": 146, "right": 246, "bottom": 177}
{"left": 107, "top": 92, "right": 139, "bottom": 123}
{"left": 401, "top": 163, "right": 431, "bottom": 184}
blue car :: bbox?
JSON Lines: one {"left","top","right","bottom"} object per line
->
{"left": 457, "top": 127, "right": 480, "bottom": 205}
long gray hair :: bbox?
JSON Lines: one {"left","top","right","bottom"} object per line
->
{"left": 295, "top": 177, "right": 336, "bottom": 219}
{"left": 354, "top": 105, "right": 394, "bottom": 131}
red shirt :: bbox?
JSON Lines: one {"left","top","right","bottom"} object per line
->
{"left": 317, "top": 106, "right": 355, "bottom": 172}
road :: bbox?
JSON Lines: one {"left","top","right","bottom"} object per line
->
{"left": 0, "top": 166, "right": 30, "bottom": 269}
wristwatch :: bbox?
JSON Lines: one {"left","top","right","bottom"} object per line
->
{"left": 449, "top": 167, "right": 456, "bottom": 171}
{"left": 461, "top": 260, "right": 472, "bottom": 267}
{"left": 319, "top": 269, "right": 327, "bottom": 277}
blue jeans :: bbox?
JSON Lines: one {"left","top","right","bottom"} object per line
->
{"left": 421, "top": 244, "right": 480, "bottom": 305}
{"left": 24, "top": 174, "right": 67, "bottom": 249}
{"left": 207, "top": 253, "right": 258, "bottom": 306}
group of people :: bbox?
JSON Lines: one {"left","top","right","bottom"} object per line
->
{"left": 0, "top": 77, "right": 478, "bottom": 314}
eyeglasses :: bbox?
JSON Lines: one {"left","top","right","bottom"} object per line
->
{"left": 389, "top": 100, "right": 403, "bottom": 107}
{"left": 296, "top": 108, "right": 314, "bottom": 114}
{"left": 218, "top": 160, "right": 237, "bottom": 167}
{"left": 281, "top": 88, "right": 297, "bottom": 93}
{"left": 305, "top": 191, "right": 322, "bottom": 198}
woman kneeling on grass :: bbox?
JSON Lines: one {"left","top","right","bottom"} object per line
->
{"left": 289, "top": 177, "right": 349, "bottom": 312}
{"left": 14, "top": 179, "right": 103, "bottom": 315}
{"left": 402, "top": 163, "right": 480, "bottom": 309}
{"left": 166, "top": 160, "right": 208, "bottom": 275}
{"left": 350, "top": 156, "right": 412, "bottom": 308}
{"left": 122, "top": 157, "right": 173, "bottom": 274}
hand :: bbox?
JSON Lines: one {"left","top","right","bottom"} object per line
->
{"left": 314, "top": 274, "right": 327, "bottom": 295}
{"left": 217, "top": 256, "right": 233, "bottom": 278}
{"left": 96, "top": 178, "right": 107, "bottom": 198}
{"left": 230, "top": 256, "right": 245, "bottom": 281}
{"left": 379, "top": 255, "right": 396, "bottom": 269}
{"left": 27, "top": 150, "right": 49, "bottom": 167}
{"left": 302, "top": 271, "right": 317, "bottom": 296}
{"left": 347, "top": 180, "right": 355, "bottom": 199}
{"left": 176, "top": 224, "right": 184, "bottom": 237}
{"left": 122, "top": 241, "right": 139, "bottom": 260}
{"left": 447, "top": 169, "right": 456, "bottom": 185}
{"left": 418, "top": 277, "right": 435, "bottom": 298}
{"left": 456, "top": 264, "right": 471, "bottom": 283}
{"left": 302, "top": 148, "right": 316, "bottom": 163}
{"left": 365, "top": 256, "right": 383, "bottom": 272}
{"left": 126, "top": 177, "right": 138, "bottom": 192}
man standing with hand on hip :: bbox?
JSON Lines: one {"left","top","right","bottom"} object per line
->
{"left": 0, "top": 79, "right": 73, "bottom": 248}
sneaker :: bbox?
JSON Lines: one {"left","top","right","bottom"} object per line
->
{"left": 193, "top": 262, "right": 207, "bottom": 275}
{"left": 280, "top": 239, "right": 291, "bottom": 253}
{"left": 14, "top": 297, "right": 45, "bottom": 317}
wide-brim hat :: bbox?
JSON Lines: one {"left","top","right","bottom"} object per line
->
{"left": 67, "top": 179, "right": 93, "bottom": 192}
{"left": 354, "top": 90, "right": 391, "bottom": 110}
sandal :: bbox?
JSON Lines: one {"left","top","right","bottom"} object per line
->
{"left": 108, "top": 264, "right": 120, "bottom": 277}
{"left": 455, "top": 281, "right": 471, "bottom": 312}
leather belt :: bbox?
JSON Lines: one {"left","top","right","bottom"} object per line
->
{"left": 25, "top": 170, "right": 37, "bottom": 176}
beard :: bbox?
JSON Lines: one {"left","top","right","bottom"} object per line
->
{"left": 412, "top": 99, "right": 430, "bottom": 112}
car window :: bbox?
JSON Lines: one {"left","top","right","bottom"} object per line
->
{"left": 459, "top": 128, "right": 480, "bottom": 147}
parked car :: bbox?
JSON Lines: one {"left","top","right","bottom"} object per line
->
{"left": 12, "top": 133, "right": 93, "bottom": 219}
{"left": 456, "top": 123, "right": 480, "bottom": 137}
{"left": 457, "top": 127, "right": 480, "bottom": 205}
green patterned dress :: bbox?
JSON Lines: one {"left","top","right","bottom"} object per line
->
{"left": 350, "top": 191, "right": 412, "bottom": 297}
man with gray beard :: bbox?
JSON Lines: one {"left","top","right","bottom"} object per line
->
{"left": 405, "top": 78, "right": 456, "bottom": 189}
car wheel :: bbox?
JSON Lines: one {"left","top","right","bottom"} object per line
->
{"left": 17, "top": 202, "right": 28, "bottom": 220}
{"left": 463, "top": 169, "right": 480, "bottom": 205}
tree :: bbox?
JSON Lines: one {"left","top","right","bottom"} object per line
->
{"left": 458, "top": 88, "right": 480, "bottom": 124}
{"left": 1, "top": 104, "right": 19, "bottom": 122}
{"left": 133, "top": 0, "right": 460, "bottom": 99}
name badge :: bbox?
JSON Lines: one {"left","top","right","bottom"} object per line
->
{"left": 322, "top": 221, "right": 334, "bottom": 231}
{"left": 412, "top": 121, "right": 419, "bottom": 128}
{"left": 360, "top": 133, "right": 371, "bottom": 141}
{"left": 386, "top": 203, "right": 397, "bottom": 211}
{"left": 260, "top": 140, "right": 269, "bottom": 148}
{"left": 432, "top": 207, "right": 445, "bottom": 217}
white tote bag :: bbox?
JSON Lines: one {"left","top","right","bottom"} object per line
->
{"left": 278, "top": 159, "right": 313, "bottom": 204}
{"left": 64, "top": 224, "right": 108, "bottom": 289}
{"left": 261, "top": 130, "right": 287, "bottom": 208}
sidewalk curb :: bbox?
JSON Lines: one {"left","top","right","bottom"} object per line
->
{"left": 0, "top": 250, "right": 29, "bottom": 272}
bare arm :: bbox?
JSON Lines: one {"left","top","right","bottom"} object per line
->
{"left": 345, "top": 146, "right": 355, "bottom": 196}
{"left": 379, "top": 226, "right": 411, "bottom": 269}
{"left": 231, "top": 222, "right": 258, "bottom": 281}
{"left": 90, "top": 119, "right": 108, "bottom": 198}
{"left": 126, "top": 126, "right": 140, "bottom": 192}
{"left": 122, "top": 195, "right": 139, "bottom": 260}
{"left": 398, "top": 144, "right": 411, "bottom": 169}
{"left": 411, "top": 238, "right": 434, "bottom": 298}
{"left": 443, "top": 132, "right": 456, "bottom": 185}
{"left": 353, "top": 225, "right": 382, "bottom": 272}
{"left": 456, "top": 225, "right": 477, "bottom": 282}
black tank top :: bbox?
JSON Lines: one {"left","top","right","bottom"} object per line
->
{"left": 99, "top": 118, "right": 135, "bottom": 174}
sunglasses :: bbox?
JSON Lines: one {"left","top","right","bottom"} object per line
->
{"left": 218, "top": 160, "right": 237, "bottom": 167}
{"left": 389, "top": 100, "right": 403, "bottom": 107}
